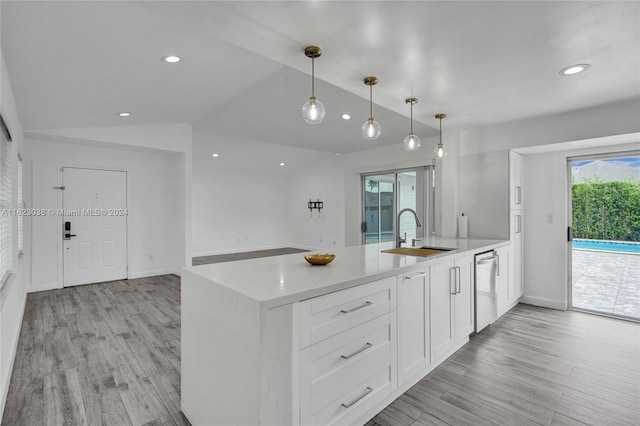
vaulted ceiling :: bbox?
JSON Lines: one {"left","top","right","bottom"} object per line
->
{"left": 2, "top": 1, "right": 639, "bottom": 170}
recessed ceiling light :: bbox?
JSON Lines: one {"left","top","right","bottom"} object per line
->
{"left": 117, "top": 112, "right": 131, "bottom": 117}
{"left": 341, "top": 113, "right": 351, "bottom": 120}
{"left": 279, "top": 162, "right": 285, "bottom": 166}
{"left": 162, "top": 55, "right": 181, "bottom": 63}
{"left": 559, "top": 64, "right": 590, "bottom": 75}
{"left": 212, "top": 153, "right": 219, "bottom": 158}
{"left": 335, "top": 153, "right": 342, "bottom": 156}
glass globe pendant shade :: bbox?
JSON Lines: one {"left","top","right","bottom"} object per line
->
{"left": 403, "top": 133, "right": 421, "bottom": 151}
{"left": 302, "top": 96, "right": 325, "bottom": 124}
{"left": 361, "top": 118, "right": 381, "bottom": 140}
{"left": 434, "top": 143, "right": 448, "bottom": 158}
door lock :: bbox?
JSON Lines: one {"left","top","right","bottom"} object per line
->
{"left": 63, "top": 221, "right": 76, "bottom": 240}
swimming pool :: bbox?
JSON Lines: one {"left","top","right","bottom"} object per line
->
{"left": 572, "top": 239, "right": 640, "bottom": 254}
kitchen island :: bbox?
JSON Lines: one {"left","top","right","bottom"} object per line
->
{"left": 181, "top": 237, "right": 509, "bottom": 426}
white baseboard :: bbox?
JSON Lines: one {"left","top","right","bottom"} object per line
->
{"left": 28, "top": 282, "right": 61, "bottom": 293}
{"left": 520, "top": 295, "right": 567, "bottom": 310}
{"left": 0, "top": 284, "right": 27, "bottom": 420}
{"left": 29, "top": 270, "right": 179, "bottom": 292}
{"left": 192, "top": 245, "right": 309, "bottom": 257}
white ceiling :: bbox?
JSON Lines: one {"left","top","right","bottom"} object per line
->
{"left": 2, "top": 1, "right": 639, "bottom": 169}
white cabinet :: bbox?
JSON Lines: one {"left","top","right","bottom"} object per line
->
{"left": 510, "top": 211, "right": 524, "bottom": 300}
{"left": 299, "top": 277, "right": 395, "bottom": 348}
{"left": 299, "top": 277, "right": 397, "bottom": 426}
{"left": 397, "top": 268, "right": 429, "bottom": 385}
{"left": 430, "top": 255, "right": 474, "bottom": 363}
{"left": 495, "top": 245, "right": 510, "bottom": 315}
{"left": 510, "top": 152, "right": 524, "bottom": 210}
{"left": 429, "top": 258, "right": 454, "bottom": 361}
{"left": 453, "top": 255, "right": 474, "bottom": 342}
{"left": 509, "top": 150, "right": 524, "bottom": 308}
{"left": 182, "top": 244, "right": 505, "bottom": 426}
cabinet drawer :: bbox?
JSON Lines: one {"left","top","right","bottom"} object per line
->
{"left": 300, "top": 313, "right": 393, "bottom": 394}
{"left": 301, "top": 364, "right": 393, "bottom": 426}
{"left": 299, "top": 277, "right": 395, "bottom": 348}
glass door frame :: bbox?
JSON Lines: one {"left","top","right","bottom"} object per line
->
{"left": 361, "top": 165, "right": 435, "bottom": 245}
{"left": 567, "top": 150, "right": 640, "bottom": 321}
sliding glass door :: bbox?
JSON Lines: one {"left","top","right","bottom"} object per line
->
{"left": 568, "top": 153, "right": 640, "bottom": 321}
{"left": 362, "top": 166, "right": 434, "bottom": 245}
{"left": 363, "top": 173, "right": 395, "bottom": 244}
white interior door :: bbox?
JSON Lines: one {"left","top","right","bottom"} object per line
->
{"left": 63, "top": 167, "right": 127, "bottom": 286}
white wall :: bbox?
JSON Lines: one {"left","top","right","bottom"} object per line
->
{"left": 459, "top": 98, "right": 640, "bottom": 156}
{"left": 284, "top": 134, "right": 458, "bottom": 250}
{"left": 456, "top": 99, "right": 640, "bottom": 308}
{"left": 192, "top": 170, "right": 290, "bottom": 256}
{"left": 521, "top": 141, "right": 640, "bottom": 309}
{"left": 287, "top": 157, "right": 346, "bottom": 250}
{"left": 25, "top": 138, "right": 184, "bottom": 290}
{"left": 459, "top": 150, "right": 509, "bottom": 239}
{"left": 26, "top": 123, "right": 193, "bottom": 268}
{"left": 0, "top": 47, "right": 27, "bottom": 421}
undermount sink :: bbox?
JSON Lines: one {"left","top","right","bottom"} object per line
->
{"left": 381, "top": 247, "right": 451, "bottom": 257}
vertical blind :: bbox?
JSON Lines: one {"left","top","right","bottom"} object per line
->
{"left": 17, "top": 154, "right": 23, "bottom": 254}
{"left": 0, "top": 115, "right": 12, "bottom": 286}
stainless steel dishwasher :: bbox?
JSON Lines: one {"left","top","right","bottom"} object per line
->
{"left": 475, "top": 250, "right": 499, "bottom": 333}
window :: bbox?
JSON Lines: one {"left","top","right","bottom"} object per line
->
{"left": 361, "top": 165, "right": 435, "bottom": 245}
{"left": 0, "top": 114, "right": 13, "bottom": 286}
{"left": 17, "top": 154, "right": 23, "bottom": 254}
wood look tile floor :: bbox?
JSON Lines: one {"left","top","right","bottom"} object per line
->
{"left": 370, "top": 304, "right": 640, "bottom": 426}
{"left": 192, "top": 247, "right": 309, "bottom": 266}
{"left": 3, "top": 274, "right": 639, "bottom": 426}
{"left": 1, "top": 275, "right": 186, "bottom": 426}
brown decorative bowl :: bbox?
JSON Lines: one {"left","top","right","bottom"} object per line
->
{"left": 304, "top": 253, "right": 336, "bottom": 265}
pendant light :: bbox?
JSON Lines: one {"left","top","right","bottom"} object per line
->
{"left": 362, "top": 76, "right": 381, "bottom": 140}
{"left": 433, "top": 113, "right": 448, "bottom": 158}
{"left": 403, "top": 98, "right": 421, "bottom": 151}
{"left": 301, "top": 46, "right": 326, "bottom": 124}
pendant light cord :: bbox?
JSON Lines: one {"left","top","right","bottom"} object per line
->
{"left": 369, "top": 84, "right": 373, "bottom": 119}
{"left": 311, "top": 57, "right": 315, "bottom": 98}
{"left": 439, "top": 117, "right": 442, "bottom": 144}
{"left": 410, "top": 102, "right": 414, "bottom": 134}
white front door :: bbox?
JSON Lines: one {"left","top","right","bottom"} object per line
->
{"left": 63, "top": 167, "right": 127, "bottom": 286}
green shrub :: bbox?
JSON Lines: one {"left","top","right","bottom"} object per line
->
{"left": 572, "top": 179, "right": 640, "bottom": 241}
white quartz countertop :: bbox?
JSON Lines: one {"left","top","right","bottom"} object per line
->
{"left": 183, "top": 237, "right": 509, "bottom": 308}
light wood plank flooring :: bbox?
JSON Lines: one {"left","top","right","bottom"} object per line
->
{"left": 3, "top": 275, "right": 639, "bottom": 425}
{"left": 370, "top": 304, "right": 640, "bottom": 426}
{"left": 2, "top": 275, "right": 186, "bottom": 426}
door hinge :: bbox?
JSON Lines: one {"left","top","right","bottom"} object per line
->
{"left": 54, "top": 186, "right": 66, "bottom": 190}
{"left": 567, "top": 226, "right": 573, "bottom": 242}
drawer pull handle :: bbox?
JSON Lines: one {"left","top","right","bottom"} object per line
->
{"left": 340, "top": 301, "right": 372, "bottom": 314}
{"left": 341, "top": 386, "right": 373, "bottom": 408}
{"left": 341, "top": 342, "right": 373, "bottom": 360}
{"left": 404, "top": 272, "right": 427, "bottom": 280}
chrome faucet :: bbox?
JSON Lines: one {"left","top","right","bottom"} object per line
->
{"left": 396, "top": 208, "right": 422, "bottom": 248}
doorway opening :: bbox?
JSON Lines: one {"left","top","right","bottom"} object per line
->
{"left": 568, "top": 153, "right": 640, "bottom": 321}
{"left": 361, "top": 166, "right": 434, "bottom": 245}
